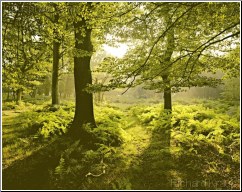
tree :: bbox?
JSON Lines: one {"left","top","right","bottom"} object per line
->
{"left": 3, "top": 2, "right": 138, "bottom": 139}
{"left": 221, "top": 78, "right": 240, "bottom": 101}
{"left": 96, "top": 2, "right": 239, "bottom": 149}
{"left": 2, "top": 2, "right": 50, "bottom": 102}
{"left": 38, "top": 2, "right": 72, "bottom": 105}
{"left": 69, "top": 14, "right": 96, "bottom": 137}
{"left": 51, "top": 4, "right": 61, "bottom": 105}
{"left": 99, "top": 2, "right": 240, "bottom": 111}
{"left": 67, "top": 2, "right": 140, "bottom": 139}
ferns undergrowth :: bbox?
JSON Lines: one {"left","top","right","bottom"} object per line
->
{"left": 2, "top": 99, "right": 240, "bottom": 190}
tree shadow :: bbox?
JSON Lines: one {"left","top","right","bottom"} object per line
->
{"left": 128, "top": 119, "right": 239, "bottom": 190}
{"left": 2, "top": 137, "right": 66, "bottom": 190}
{"left": 129, "top": 121, "right": 174, "bottom": 190}
{"left": 127, "top": 112, "right": 208, "bottom": 190}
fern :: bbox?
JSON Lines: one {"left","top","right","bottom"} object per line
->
{"left": 55, "top": 157, "right": 66, "bottom": 176}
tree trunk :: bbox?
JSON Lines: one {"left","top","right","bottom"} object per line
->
{"left": 51, "top": 7, "right": 60, "bottom": 105}
{"left": 12, "top": 91, "right": 16, "bottom": 100}
{"left": 16, "top": 89, "right": 22, "bottom": 103}
{"left": 160, "top": 76, "right": 172, "bottom": 148}
{"left": 52, "top": 39, "right": 60, "bottom": 105}
{"left": 7, "top": 88, "right": 10, "bottom": 100}
{"left": 69, "top": 18, "right": 96, "bottom": 139}
{"left": 159, "top": 12, "right": 174, "bottom": 148}
{"left": 163, "top": 77, "right": 172, "bottom": 111}
{"left": 30, "top": 89, "right": 37, "bottom": 98}
{"left": 161, "top": 14, "right": 174, "bottom": 112}
{"left": 164, "top": 87, "right": 172, "bottom": 110}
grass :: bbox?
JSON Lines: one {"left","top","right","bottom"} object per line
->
{"left": 2, "top": 110, "right": 48, "bottom": 169}
{"left": 1, "top": 99, "right": 240, "bottom": 190}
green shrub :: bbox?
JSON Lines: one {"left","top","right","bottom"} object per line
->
{"left": 2, "top": 101, "right": 17, "bottom": 110}
{"left": 194, "top": 112, "right": 215, "bottom": 121}
{"left": 10, "top": 104, "right": 75, "bottom": 139}
{"left": 93, "top": 126, "right": 125, "bottom": 147}
{"left": 129, "top": 105, "right": 162, "bottom": 125}
{"left": 38, "top": 108, "right": 74, "bottom": 138}
{"left": 95, "top": 106, "right": 124, "bottom": 125}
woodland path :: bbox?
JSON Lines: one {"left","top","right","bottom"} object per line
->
{"left": 2, "top": 108, "right": 177, "bottom": 190}
{"left": 118, "top": 112, "right": 176, "bottom": 190}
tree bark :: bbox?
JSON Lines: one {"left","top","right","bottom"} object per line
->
{"left": 51, "top": 7, "right": 60, "bottom": 105}
{"left": 161, "top": 75, "right": 172, "bottom": 148}
{"left": 161, "top": 14, "right": 174, "bottom": 112}
{"left": 69, "top": 18, "right": 96, "bottom": 139}
{"left": 163, "top": 77, "right": 172, "bottom": 111}
{"left": 160, "top": 11, "right": 174, "bottom": 148}
{"left": 16, "top": 89, "right": 22, "bottom": 103}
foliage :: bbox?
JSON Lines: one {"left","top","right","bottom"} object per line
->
{"left": 2, "top": 99, "right": 240, "bottom": 190}
{"left": 97, "top": 2, "right": 240, "bottom": 111}
{"left": 50, "top": 104, "right": 131, "bottom": 189}
{"left": 171, "top": 103, "right": 239, "bottom": 189}
{"left": 129, "top": 105, "right": 162, "bottom": 126}
{"left": 125, "top": 101, "right": 240, "bottom": 189}
{"left": 3, "top": 102, "right": 74, "bottom": 140}
{"left": 2, "top": 3, "right": 51, "bottom": 100}
{"left": 1, "top": 1, "right": 240, "bottom": 190}
{"left": 220, "top": 77, "right": 240, "bottom": 101}
{"left": 2, "top": 101, "right": 19, "bottom": 110}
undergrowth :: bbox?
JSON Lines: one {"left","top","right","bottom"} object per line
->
{"left": 2, "top": 99, "right": 240, "bottom": 190}
{"left": 128, "top": 102, "right": 240, "bottom": 190}
{"left": 49, "top": 104, "right": 130, "bottom": 189}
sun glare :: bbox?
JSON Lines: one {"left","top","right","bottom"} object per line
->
{"left": 103, "top": 43, "right": 128, "bottom": 58}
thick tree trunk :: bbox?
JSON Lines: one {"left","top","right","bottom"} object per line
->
{"left": 51, "top": 7, "right": 60, "bottom": 105}
{"left": 160, "top": 76, "right": 172, "bottom": 148}
{"left": 52, "top": 39, "right": 60, "bottom": 105}
{"left": 69, "top": 18, "right": 96, "bottom": 139}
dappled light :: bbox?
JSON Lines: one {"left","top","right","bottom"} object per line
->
{"left": 1, "top": 1, "right": 240, "bottom": 190}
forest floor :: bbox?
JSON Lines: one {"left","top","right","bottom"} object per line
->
{"left": 2, "top": 109, "right": 61, "bottom": 189}
{"left": 1, "top": 100, "right": 240, "bottom": 190}
{"left": 2, "top": 108, "right": 155, "bottom": 190}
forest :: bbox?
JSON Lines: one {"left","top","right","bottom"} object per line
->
{"left": 1, "top": 1, "right": 240, "bottom": 190}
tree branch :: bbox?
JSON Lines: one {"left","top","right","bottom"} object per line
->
{"left": 121, "top": 3, "right": 201, "bottom": 94}
{"left": 130, "top": 3, "right": 200, "bottom": 78}
{"left": 187, "top": 30, "right": 240, "bottom": 79}
{"left": 180, "top": 21, "right": 240, "bottom": 81}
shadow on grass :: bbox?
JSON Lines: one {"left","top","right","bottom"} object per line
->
{"left": 2, "top": 137, "right": 67, "bottom": 190}
{"left": 2, "top": 112, "right": 39, "bottom": 146}
{"left": 129, "top": 124, "right": 174, "bottom": 190}
{"left": 128, "top": 125, "right": 240, "bottom": 190}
